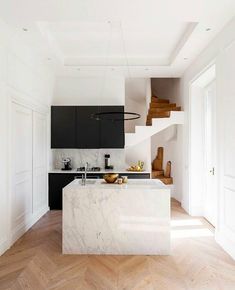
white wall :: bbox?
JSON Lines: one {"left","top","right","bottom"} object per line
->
{"left": 151, "top": 78, "right": 180, "bottom": 101}
{"left": 0, "top": 19, "right": 54, "bottom": 255}
{"left": 53, "top": 76, "right": 125, "bottom": 105}
{"left": 125, "top": 78, "right": 147, "bottom": 133}
{"left": 125, "top": 139, "right": 152, "bottom": 172}
{"left": 125, "top": 97, "right": 146, "bottom": 133}
{"left": 180, "top": 17, "right": 235, "bottom": 259}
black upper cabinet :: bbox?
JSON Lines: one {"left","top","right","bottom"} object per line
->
{"left": 76, "top": 106, "right": 100, "bottom": 148}
{"left": 51, "top": 106, "right": 76, "bottom": 148}
{"left": 51, "top": 106, "right": 124, "bottom": 149}
{"left": 100, "top": 106, "right": 124, "bottom": 148}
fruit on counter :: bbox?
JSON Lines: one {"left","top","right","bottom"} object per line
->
{"left": 127, "top": 161, "right": 144, "bottom": 172}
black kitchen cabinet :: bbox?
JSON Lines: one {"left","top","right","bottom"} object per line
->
{"left": 51, "top": 106, "right": 76, "bottom": 148}
{"left": 51, "top": 106, "right": 125, "bottom": 149}
{"left": 49, "top": 172, "right": 150, "bottom": 209}
{"left": 100, "top": 106, "right": 124, "bottom": 148}
{"left": 49, "top": 173, "right": 78, "bottom": 209}
{"left": 76, "top": 106, "right": 100, "bottom": 148}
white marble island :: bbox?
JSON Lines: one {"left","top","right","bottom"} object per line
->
{"left": 63, "top": 179, "right": 170, "bottom": 255}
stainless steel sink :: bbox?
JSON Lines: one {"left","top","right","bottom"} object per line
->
{"left": 79, "top": 179, "right": 96, "bottom": 185}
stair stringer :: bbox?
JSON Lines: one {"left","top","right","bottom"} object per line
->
{"left": 125, "top": 111, "right": 184, "bottom": 148}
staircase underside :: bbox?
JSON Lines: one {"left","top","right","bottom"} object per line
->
{"left": 125, "top": 111, "right": 184, "bottom": 148}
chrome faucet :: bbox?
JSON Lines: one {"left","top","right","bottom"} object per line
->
{"left": 82, "top": 162, "right": 89, "bottom": 186}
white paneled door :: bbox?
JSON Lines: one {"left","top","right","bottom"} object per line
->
{"left": 33, "top": 112, "right": 47, "bottom": 213}
{"left": 204, "top": 81, "right": 217, "bottom": 227}
{"left": 217, "top": 41, "right": 235, "bottom": 259}
{"left": 11, "top": 102, "right": 48, "bottom": 244}
{"left": 11, "top": 103, "right": 33, "bottom": 236}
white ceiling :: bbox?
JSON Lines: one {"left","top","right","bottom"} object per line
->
{"left": 0, "top": 0, "right": 235, "bottom": 77}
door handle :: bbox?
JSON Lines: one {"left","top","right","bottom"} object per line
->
{"left": 209, "top": 167, "right": 215, "bottom": 175}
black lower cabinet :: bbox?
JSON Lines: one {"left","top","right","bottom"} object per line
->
{"left": 49, "top": 173, "right": 79, "bottom": 210}
{"left": 49, "top": 173, "right": 150, "bottom": 210}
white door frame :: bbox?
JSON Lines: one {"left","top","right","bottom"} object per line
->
{"left": 203, "top": 80, "right": 217, "bottom": 226}
{"left": 6, "top": 86, "right": 49, "bottom": 250}
{"left": 188, "top": 63, "right": 217, "bottom": 222}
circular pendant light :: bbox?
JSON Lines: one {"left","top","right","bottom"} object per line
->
{"left": 93, "top": 21, "right": 141, "bottom": 122}
{"left": 91, "top": 111, "right": 140, "bottom": 121}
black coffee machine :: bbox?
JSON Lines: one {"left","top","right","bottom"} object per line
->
{"left": 61, "top": 158, "right": 72, "bottom": 170}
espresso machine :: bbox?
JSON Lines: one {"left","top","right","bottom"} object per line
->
{"left": 61, "top": 158, "right": 72, "bottom": 170}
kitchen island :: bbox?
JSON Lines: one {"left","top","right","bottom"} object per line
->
{"left": 63, "top": 179, "right": 170, "bottom": 255}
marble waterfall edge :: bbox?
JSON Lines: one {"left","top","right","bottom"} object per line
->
{"left": 63, "top": 179, "right": 171, "bottom": 255}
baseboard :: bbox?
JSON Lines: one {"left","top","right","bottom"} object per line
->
{"left": 189, "top": 205, "right": 204, "bottom": 216}
{"left": 10, "top": 206, "right": 49, "bottom": 248}
{"left": 0, "top": 236, "right": 9, "bottom": 256}
{"left": 216, "top": 231, "right": 235, "bottom": 260}
{"left": 181, "top": 199, "right": 189, "bottom": 214}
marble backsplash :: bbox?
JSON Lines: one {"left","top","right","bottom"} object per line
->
{"left": 52, "top": 149, "right": 127, "bottom": 170}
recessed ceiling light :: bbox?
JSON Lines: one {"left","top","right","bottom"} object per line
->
{"left": 22, "top": 28, "right": 28, "bottom": 32}
{"left": 206, "top": 28, "right": 211, "bottom": 31}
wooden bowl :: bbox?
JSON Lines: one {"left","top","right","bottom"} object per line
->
{"left": 103, "top": 173, "right": 119, "bottom": 183}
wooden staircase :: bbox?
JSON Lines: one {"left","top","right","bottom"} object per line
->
{"left": 152, "top": 147, "right": 173, "bottom": 185}
{"left": 147, "top": 96, "right": 181, "bottom": 125}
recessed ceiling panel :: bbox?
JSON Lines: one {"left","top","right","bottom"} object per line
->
{"left": 42, "top": 21, "right": 190, "bottom": 66}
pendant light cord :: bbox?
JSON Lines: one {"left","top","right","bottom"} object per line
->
{"left": 120, "top": 22, "right": 131, "bottom": 79}
{"left": 99, "top": 21, "right": 113, "bottom": 104}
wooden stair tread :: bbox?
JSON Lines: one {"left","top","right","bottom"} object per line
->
{"left": 150, "top": 103, "right": 177, "bottom": 108}
{"left": 151, "top": 97, "right": 169, "bottom": 103}
{"left": 147, "top": 111, "right": 171, "bottom": 118}
{"left": 149, "top": 107, "right": 181, "bottom": 113}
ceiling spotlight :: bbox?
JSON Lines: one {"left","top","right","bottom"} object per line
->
{"left": 22, "top": 28, "right": 28, "bottom": 32}
{"left": 206, "top": 28, "right": 211, "bottom": 31}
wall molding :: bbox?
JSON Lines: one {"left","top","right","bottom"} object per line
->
{"left": 216, "top": 231, "right": 235, "bottom": 260}
{"left": 0, "top": 236, "right": 9, "bottom": 256}
{"left": 190, "top": 205, "right": 204, "bottom": 216}
{"left": 8, "top": 86, "right": 49, "bottom": 114}
{"left": 10, "top": 206, "right": 49, "bottom": 247}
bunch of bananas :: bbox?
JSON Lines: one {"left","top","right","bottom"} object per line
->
{"left": 127, "top": 161, "right": 144, "bottom": 172}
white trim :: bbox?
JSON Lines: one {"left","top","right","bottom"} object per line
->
{"left": 0, "top": 237, "right": 9, "bottom": 256}
{"left": 7, "top": 86, "right": 49, "bottom": 114}
{"left": 216, "top": 231, "right": 235, "bottom": 260}
{"left": 10, "top": 206, "right": 49, "bottom": 246}
{"left": 190, "top": 206, "right": 204, "bottom": 216}
{"left": 2, "top": 94, "right": 50, "bottom": 256}
{"left": 187, "top": 62, "right": 216, "bottom": 216}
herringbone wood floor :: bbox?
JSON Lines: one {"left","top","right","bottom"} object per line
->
{"left": 0, "top": 199, "right": 235, "bottom": 290}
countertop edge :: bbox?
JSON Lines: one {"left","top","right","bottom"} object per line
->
{"left": 49, "top": 169, "right": 152, "bottom": 174}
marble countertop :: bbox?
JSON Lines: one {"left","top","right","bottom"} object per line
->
{"left": 49, "top": 169, "right": 151, "bottom": 174}
{"left": 64, "top": 178, "right": 166, "bottom": 190}
{"left": 63, "top": 178, "right": 170, "bottom": 255}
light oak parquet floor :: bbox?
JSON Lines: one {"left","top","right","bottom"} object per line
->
{"left": 0, "top": 199, "right": 235, "bottom": 290}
